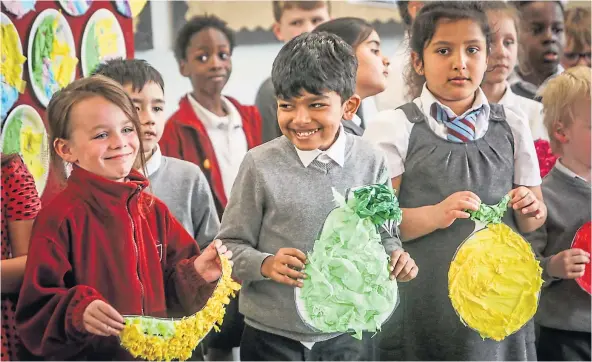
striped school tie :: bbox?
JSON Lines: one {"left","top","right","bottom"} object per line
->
{"left": 430, "top": 103, "right": 481, "bottom": 143}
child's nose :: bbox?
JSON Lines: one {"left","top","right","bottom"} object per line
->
{"left": 452, "top": 52, "right": 468, "bottom": 70}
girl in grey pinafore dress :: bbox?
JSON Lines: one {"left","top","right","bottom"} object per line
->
{"left": 379, "top": 102, "right": 537, "bottom": 361}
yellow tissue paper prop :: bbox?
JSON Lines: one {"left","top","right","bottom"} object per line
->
{"left": 1, "top": 23, "right": 27, "bottom": 93}
{"left": 449, "top": 205, "right": 543, "bottom": 341}
{"left": 95, "top": 18, "right": 119, "bottom": 57}
{"left": 49, "top": 15, "right": 78, "bottom": 88}
{"left": 119, "top": 256, "right": 241, "bottom": 361}
{"left": 20, "top": 126, "right": 46, "bottom": 180}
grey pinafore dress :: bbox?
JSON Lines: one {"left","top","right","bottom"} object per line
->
{"left": 379, "top": 103, "right": 537, "bottom": 361}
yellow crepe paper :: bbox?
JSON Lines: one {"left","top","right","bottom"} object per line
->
{"left": 95, "top": 18, "right": 119, "bottom": 57}
{"left": 119, "top": 256, "right": 241, "bottom": 361}
{"left": 49, "top": 15, "right": 78, "bottom": 88}
{"left": 20, "top": 126, "right": 46, "bottom": 181}
{"left": 448, "top": 223, "right": 543, "bottom": 341}
{"left": 1, "top": 23, "right": 27, "bottom": 93}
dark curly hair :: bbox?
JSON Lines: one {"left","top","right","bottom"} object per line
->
{"left": 174, "top": 15, "right": 236, "bottom": 62}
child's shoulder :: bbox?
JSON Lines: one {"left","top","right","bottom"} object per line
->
{"left": 245, "top": 136, "right": 291, "bottom": 163}
{"left": 34, "top": 188, "right": 85, "bottom": 234}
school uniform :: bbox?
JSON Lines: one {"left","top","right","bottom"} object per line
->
{"left": 526, "top": 161, "right": 591, "bottom": 361}
{"left": 364, "top": 84, "right": 541, "bottom": 360}
{"left": 498, "top": 82, "right": 547, "bottom": 141}
{"left": 508, "top": 65, "right": 565, "bottom": 101}
{"left": 15, "top": 166, "right": 215, "bottom": 360}
{"left": 217, "top": 128, "right": 401, "bottom": 361}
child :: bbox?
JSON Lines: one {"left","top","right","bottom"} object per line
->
{"left": 375, "top": 1, "right": 424, "bottom": 112}
{"left": 160, "top": 15, "right": 262, "bottom": 218}
{"left": 217, "top": 32, "right": 418, "bottom": 361}
{"left": 1, "top": 154, "right": 41, "bottom": 361}
{"left": 364, "top": 2, "right": 545, "bottom": 360}
{"left": 482, "top": 2, "right": 546, "bottom": 141}
{"left": 527, "top": 66, "right": 591, "bottom": 361}
{"left": 93, "top": 58, "right": 220, "bottom": 251}
{"left": 314, "top": 17, "right": 390, "bottom": 135}
{"left": 561, "top": 7, "right": 591, "bottom": 69}
{"left": 256, "top": 1, "right": 331, "bottom": 142}
{"left": 510, "top": 1, "right": 566, "bottom": 101}
{"left": 14, "top": 76, "right": 231, "bottom": 360}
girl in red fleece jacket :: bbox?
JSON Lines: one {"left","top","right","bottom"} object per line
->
{"left": 15, "top": 76, "right": 232, "bottom": 360}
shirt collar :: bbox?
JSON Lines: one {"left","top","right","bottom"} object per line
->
{"left": 508, "top": 65, "right": 565, "bottom": 94}
{"left": 352, "top": 113, "right": 362, "bottom": 127}
{"left": 555, "top": 159, "right": 590, "bottom": 184}
{"left": 419, "top": 83, "right": 491, "bottom": 121}
{"left": 294, "top": 126, "right": 346, "bottom": 168}
{"left": 187, "top": 94, "right": 242, "bottom": 130}
{"left": 498, "top": 82, "right": 517, "bottom": 105}
{"left": 144, "top": 144, "right": 162, "bottom": 177}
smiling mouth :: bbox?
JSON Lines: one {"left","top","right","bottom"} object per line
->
{"left": 105, "top": 153, "right": 132, "bottom": 160}
{"left": 143, "top": 131, "right": 157, "bottom": 138}
{"left": 292, "top": 128, "right": 320, "bottom": 138}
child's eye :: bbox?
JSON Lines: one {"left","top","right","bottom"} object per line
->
{"left": 552, "top": 26, "right": 564, "bottom": 34}
{"left": 467, "top": 47, "right": 479, "bottom": 54}
{"left": 122, "top": 127, "right": 135, "bottom": 134}
{"left": 278, "top": 103, "right": 293, "bottom": 110}
{"left": 531, "top": 25, "right": 544, "bottom": 35}
{"left": 312, "top": 17, "right": 324, "bottom": 25}
{"left": 197, "top": 54, "right": 208, "bottom": 63}
{"left": 153, "top": 106, "right": 163, "bottom": 113}
{"left": 503, "top": 39, "right": 515, "bottom": 47}
{"left": 310, "top": 103, "right": 326, "bottom": 109}
{"left": 219, "top": 52, "right": 230, "bottom": 60}
{"left": 371, "top": 48, "right": 380, "bottom": 55}
{"left": 436, "top": 48, "right": 449, "bottom": 55}
{"left": 290, "top": 20, "right": 303, "bottom": 27}
{"left": 94, "top": 133, "right": 107, "bottom": 140}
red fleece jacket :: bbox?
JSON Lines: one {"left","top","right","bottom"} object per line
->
{"left": 15, "top": 166, "right": 216, "bottom": 360}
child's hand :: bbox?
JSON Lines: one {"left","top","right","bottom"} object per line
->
{"left": 389, "top": 249, "right": 418, "bottom": 282}
{"left": 261, "top": 248, "right": 307, "bottom": 288}
{"left": 433, "top": 191, "right": 481, "bottom": 229}
{"left": 194, "top": 239, "right": 232, "bottom": 283}
{"left": 548, "top": 249, "right": 590, "bottom": 279}
{"left": 508, "top": 187, "right": 544, "bottom": 219}
{"left": 82, "top": 300, "right": 125, "bottom": 336}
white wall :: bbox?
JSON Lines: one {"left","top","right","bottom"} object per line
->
{"left": 136, "top": 1, "right": 403, "bottom": 119}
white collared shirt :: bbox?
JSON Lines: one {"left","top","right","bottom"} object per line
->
{"left": 508, "top": 65, "right": 565, "bottom": 96}
{"left": 555, "top": 159, "right": 591, "bottom": 184}
{"left": 188, "top": 94, "right": 248, "bottom": 198}
{"left": 294, "top": 126, "right": 346, "bottom": 168}
{"left": 144, "top": 144, "right": 163, "bottom": 177}
{"left": 364, "top": 84, "right": 542, "bottom": 187}
{"left": 498, "top": 83, "right": 547, "bottom": 141}
{"left": 375, "top": 35, "right": 412, "bottom": 112}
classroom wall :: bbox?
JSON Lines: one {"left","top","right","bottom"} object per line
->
{"left": 135, "top": 1, "right": 404, "bottom": 119}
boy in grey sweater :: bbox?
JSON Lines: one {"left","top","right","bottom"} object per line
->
{"left": 217, "top": 32, "right": 418, "bottom": 361}
{"left": 526, "top": 66, "right": 591, "bottom": 361}
{"left": 93, "top": 59, "right": 219, "bottom": 250}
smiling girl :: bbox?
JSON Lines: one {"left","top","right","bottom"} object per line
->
{"left": 365, "top": 2, "right": 545, "bottom": 360}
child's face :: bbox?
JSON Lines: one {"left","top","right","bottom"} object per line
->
{"left": 55, "top": 96, "right": 139, "bottom": 182}
{"left": 355, "top": 30, "right": 390, "bottom": 99}
{"left": 273, "top": 6, "right": 330, "bottom": 42}
{"left": 561, "top": 97, "right": 591, "bottom": 169}
{"left": 180, "top": 27, "right": 232, "bottom": 96}
{"left": 414, "top": 19, "right": 488, "bottom": 107}
{"left": 123, "top": 82, "right": 165, "bottom": 156}
{"left": 277, "top": 90, "right": 359, "bottom": 151}
{"left": 483, "top": 11, "right": 518, "bottom": 85}
{"left": 519, "top": 2, "right": 565, "bottom": 76}
{"left": 562, "top": 37, "right": 591, "bottom": 69}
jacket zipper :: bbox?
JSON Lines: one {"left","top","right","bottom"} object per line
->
{"left": 127, "top": 185, "right": 145, "bottom": 315}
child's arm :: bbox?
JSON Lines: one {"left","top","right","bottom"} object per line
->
{"left": 190, "top": 169, "right": 221, "bottom": 249}
{"left": 1, "top": 220, "right": 34, "bottom": 293}
{"left": 509, "top": 185, "right": 547, "bottom": 233}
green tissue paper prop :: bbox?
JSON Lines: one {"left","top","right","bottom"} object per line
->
{"left": 467, "top": 195, "right": 510, "bottom": 225}
{"left": 125, "top": 317, "right": 177, "bottom": 339}
{"left": 298, "top": 185, "right": 401, "bottom": 340}
{"left": 2, "top": 112, "right": 22, "bottom": 155}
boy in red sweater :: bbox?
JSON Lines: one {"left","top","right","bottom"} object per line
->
{"left": 15, "top": 76, "right": 232, "bottom": 360}
{"left": 160, "top": 15, "right": 261, "bottom": 218}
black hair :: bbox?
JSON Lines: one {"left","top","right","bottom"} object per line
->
{"left": 513, "top": 1, "right": 564, "bottom": 13}
{"left": 174, "top": 15, "right": 236, "bottom": 62}
{"left": 313, "top": 17, "right": 375, "bottom": 50}
{"left": 272, "top": 32, "right": 357, "bottom": 102}
{"left": 406, "top": 1, "right": 491, "bottom": 99}
{"left": 92, "top": 58, "right": 164, "bottom": 93}
{"left": 397, "top": 1, "right": 413, "bottom": 28}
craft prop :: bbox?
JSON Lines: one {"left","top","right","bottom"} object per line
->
{"left": 81, "top": 8, "right": 127, "bottom": 76}
{"left": 58, "top": 0, "right": 92, "bottom": 16}
{"left": 114, "top": 0, "right": 147, "bottom": 18}
{"left": 572, "top": 221, "right": 591, "bottom": 295}
{"left": 28, "top": 9, "right": 78, "bottom": 107}
{"left": 449, "top": 195, "right": 543, "bottom": 341}
{"left": 0, "top": 105, "right": 50, "bottom": 195}
{"left": 295, "top": 184, "right": 401, "bottom": 340}
{"left": 0, "top": 13, "right": 26, "bottom": 122}
{"left": 1, "top": 0, "right": 36, "bottom": 19}
{"left": 119, "top": 255, "right": 241, "bottom": 361}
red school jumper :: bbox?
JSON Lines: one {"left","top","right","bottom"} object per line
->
{"left": 15, "top": 166, "right": 216, "bottom": 360}
{"left": 159, "top": 95, "right": 262, "bottom": 216}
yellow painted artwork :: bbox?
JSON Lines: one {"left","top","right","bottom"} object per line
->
{"left": 95, "top": 18, "right": 119, "bottom": 57}
{"left": 1, "top": 23, "right": 27, "bottom": 92}
{"left": 50, "top": 16, "right": 78, "bottom": 88}
{"left": 20, "top": 126, "right": 46, "bottom": 181}
{"left": 448, "top": 223, "right": 543, "bottom": 341}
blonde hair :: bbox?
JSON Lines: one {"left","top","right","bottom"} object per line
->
{"left": 538, "top": 66, "right": 591, "bottom": 153}
{"left": 564, "top": 7, "right": 591, "bottom": 50}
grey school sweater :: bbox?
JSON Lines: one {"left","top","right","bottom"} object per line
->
{"left": 217, "top": 133, "right": 402, "bottom": 342}
{"left": 148, "top": 155, "right": 220, "bottom": 250}
{"left": 526, "top": 165, "right": 591, "bottom": 333}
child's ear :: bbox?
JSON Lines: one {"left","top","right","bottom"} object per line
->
{"left": 54, "top": 138, "right": 77, "bottom": 164}
{"left": 179, "top": 59, "right": 190, "bottom": 78}
{"left": 553, "top": 120, "right": 569, "bottom": 144}
{"left": 342, "top": 94, "right": 362, "bottom": 121}
{"left": 272, "top": 22, "right": 284, "bottom": 42}
{"left": 411, "top": 51, "right": 424, "bottom": 75}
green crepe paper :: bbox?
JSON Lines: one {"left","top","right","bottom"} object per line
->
{"left": 467, "top": 194, "right": 511, "bottom": 225}
{"left": 85, "top": 22, "right": 100, "bottom": 75}
{"left": 32, "top": 16, "right": 55, "bottom": 90}
{"left": 124, "top": 316, "right": 176, "bottom": 339}
{"left": 2, "top": 111, "right": 22, "bottom": 155}
{"left": 300, "top": 185, "right": 400, "bottom": 340}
